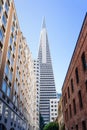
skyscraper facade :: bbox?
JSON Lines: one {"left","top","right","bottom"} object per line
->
{"left": 0, "top": 0, "right": 37, "bottom": 130}
{"left": 38, "top": 18, "right": 57, "bottom": 124}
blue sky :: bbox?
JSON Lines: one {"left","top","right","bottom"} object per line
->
{"left": 14, "top": 0, "right": 87, "bottom": 93}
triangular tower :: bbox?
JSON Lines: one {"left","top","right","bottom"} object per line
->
{"left": 38, "top": 18, "right": 57, "bottom": 124}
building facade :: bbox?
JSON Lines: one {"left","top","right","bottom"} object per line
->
{"left": 33, "top": 59, "right": 40, "bottom": 130}
{"left": 50, "top": 99, "right": 58, "bottom": 122}
{"left": 62, "top": 13, "right": 87, "bottom": 130}
{"left": 57, "top": 97, "right": 64, "bottom": 130}
{"left": 38, "top": 17, "right": 57, "bottom": 124}
{"left": 0, "top": 0, "right": 37, "bottom": 130}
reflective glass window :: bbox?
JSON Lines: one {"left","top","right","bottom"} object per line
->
{"left": 9, "top": 70, "right": 12, "bottom": 81}
{"left": 7, "top": 49, "right": 11, "bottom": 59}
{"left": 5, "top": 1, "right": 9, "bottom": 13}
{"left": 2, "top": 80, "right": 7, "bottom": 93}
{"left": 10, "top": 35, "right": 13, "bottom": 45}
{"left": 10, "top": 56, "right": 14, "bottom": 66}
{"left": 2, "top": 14, "right": 7, "bottom": 27}
{"left": 5, "top": 64, "right": 9, "bottom": 75}
{"left": 4, "top": 107, "right": 9, "bottom": 118}
{"left": 7, "top": 86, "right": 11, "bottom": 97}
{"left": 0, "top": 28, "right": 4, "bottom": 42}
{"left": 0, "top": 100, "right": 3, "bottom": 114}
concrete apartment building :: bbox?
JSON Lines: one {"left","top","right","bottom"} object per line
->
{"left": 62, "top": 13, "right": 87, "bottom": 130}
{"left": 33, "top": 59, "right": 40, "bottom": 130}
{"left": 0, "top": 0, "right": 37, "bottom": 130}
{"left": 50, "top": 99, "right": 58, "bottom": 122}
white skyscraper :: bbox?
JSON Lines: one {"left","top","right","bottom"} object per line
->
{"left": 38, "top": 17, "right": 57, "bottom": 124}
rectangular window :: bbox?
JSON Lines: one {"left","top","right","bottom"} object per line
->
{"left": 0, "top": 100, "right": 3, "bottom": 114}
{"left": 81, "top": 52, "right": 86, "bottom": 71}
{"left": 82, "top": 120, "right": 86, "bottom": 130}
{"left": 85, "top": 80, "right": 87, "bottom": 91}
{"left": 5, "top": 64, "right": 9, "bottom": 75}
{"left": 68, "top": 87, "right": 70, "bottom": 98}
{"left": 2, "top": 80, "right": 7, "bottom": 93}
{"left": 2, "top": 13, "right": 7, "bottom": 27}
{"left": 0, "top": 0, "right": 3, "bottom": 13}
{"left": 69, "top": 104, "right": 72, "bottom": 118}
{"left": 7, "top": 49, "right": 11, "bottom": 59}
{"left": 9, "top": 35, "right": 13, "bottom": 45}
{"left": 5, "top": 1, "right": 9, "bottom": 14}
{"left": 78, "top": 90, "right": 83, "bottom": 109}
{"left": 71, "top": 79, "right": 74, "bottom": 92}
{"left": 76, "top": 124, "right": 78, "bottom": 130}
{"left": 75, "top": 67, "right": 79, "bottom": 84}
{"left": 66, "top": 109, "right": 68, "bottom": 121}
{"left": 9, "top": 70, "right": 12, "bottom": 82}
{"left": 0, "top": 28, "right": 4, "bottom": 43}
{"left": 73, "top": 99, "right": 76, "bottom": 115}
{"left": 7, "top": 86, "right": 11, "bottom": 97}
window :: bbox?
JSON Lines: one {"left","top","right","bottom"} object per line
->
{"left": 4, "top": 107, "right": 9, "bottom": 118}
{"left": 10, "top": 56, "right": 14, "bottom": 67}
{"left": 71, "top": 79, "right": 74, "bottom": 92}
{"left": 7, "top": 49, "right": 11, "bottom": 59}
{"left": 0, "top": 100, "right": 3, "bottom": 114}
{"left": 85, "top": 80, "right": 87, "bottom": 91}
{"left": 82, "top": 120, "right": 86, "bottom": 130}
{"left": 5, "top": 64, "right": 9, "bottom": 75}
{"left": 0, "top": 0, "right": 3, "bottom": 13}
{"left": 73, "top": 99, "right": 76, "bottom": 115}
{"left": 2, "top": 80, "right": 7, "bottom": 93}
{"left": 76, "top": 124, "right": 78, "bottom": 130}
{"left": 9, "top": 70, "right": 12, "bottom": 81}
{"left": 0, "top": 28, "right": 4, "bottom": 43}
{"left": 65, "top": 109, "right": 68, "bottom": 121}
{"left": 69, "top": 104, "right": 72, "bottom": 118}
{"left": 2, "top": 80, "right": 11, "bottom": 97}
{"left": 9, "top": 35, "right": 13, "bottom": 45}
{"left": 75, "top": 67, "right": 79, "bottom": 84}
{"left": 81, "top": 52, "right": 86, "bottom": 71}
{"left": 2, "top": 13, "right": 7, "bottom": 27}
{"left": 7, "top": 86, "right": 11, "bottom": 97}
{"left": 78, "top": 90, "right": 83, "bottom": 109}
{"left": 5, "top": 1, "right": 9, "bottom": 14}
{"left": 68, "top": 86, "right": 70, "bottom": 98}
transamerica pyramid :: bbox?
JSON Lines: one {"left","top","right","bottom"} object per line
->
{"left": 38, "top": 17, "right": 57, "bottom": 124}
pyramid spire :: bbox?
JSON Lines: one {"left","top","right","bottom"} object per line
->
{"left": 42, "top": 16, "right": 46, "bottom": 29}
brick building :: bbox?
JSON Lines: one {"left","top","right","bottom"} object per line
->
{"left": 62, "top": 13, "right": 87, "bottom": 130}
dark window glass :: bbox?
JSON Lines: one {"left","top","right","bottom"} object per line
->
{"left": 71, "top": 79, "right": 74, "bottom": 92}
{"left": 78, "top": 90, "right": 83, "bottom": 109}
{"left": 81, "top": 52, "right": 86, "bottom": 71}
{"left": 76, "top": 125, "right": 78, "bottom": 130}
{"left": 85, "top": 80, "right": 87, "bottom": 91}
{"left": 73, "top": 99, "right": 76, "bottom": 115}
{"left": 68, "top": 87, "right": 70, "bottom": 98}
{"left": 82, "top": 120, "right": 86, "bottom": 130}
{"left": 69, "top": 104, "right": 72, "bottom": 118}
{"left": 75, "top": 67, "right": 79, "bottom": 84}
{"left": 2, "top": 14, "right": 7, "bottom": 27}
{"left": 0, "top": 28, "right": 4, "bottom": 42}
